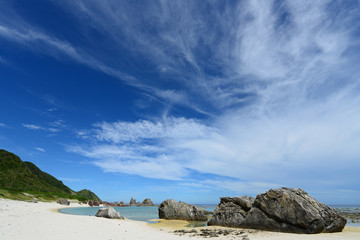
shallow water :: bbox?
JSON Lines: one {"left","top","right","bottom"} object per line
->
{"left": 58, "top": 206, "right": 159, "bottom": 223}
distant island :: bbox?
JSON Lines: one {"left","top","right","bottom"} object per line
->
{"left": 0, "top": 149, "right": 100, "bottom": 202}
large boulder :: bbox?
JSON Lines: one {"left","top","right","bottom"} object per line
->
{"left": 142, "top": 198, "right": 154, "bottom": 206}
{"left": 208, "top": 188, "right": 346, "bottom": 234}
{"left": 95, "top": 207, "right": 124, "bottom": 219}
{"left": 57, "top": 198, "right": 70, "bottom": 206}
{"left": 159, "top": 199, "right": 208, "bottom": 221}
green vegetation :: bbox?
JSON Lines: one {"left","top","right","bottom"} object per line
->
{"left": 76, "top": 189, "right": 101, "bottom": 201}
{"left": 0, "top": 149, "right": 100, "bottom": 202}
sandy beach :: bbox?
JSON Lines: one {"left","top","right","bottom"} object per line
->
{"left": 0, "top": 198, "right": 359, "bottom": 240}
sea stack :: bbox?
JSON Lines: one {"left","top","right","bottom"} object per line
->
{"left": 130, "top": 197, "right": 137, "bottom": 205}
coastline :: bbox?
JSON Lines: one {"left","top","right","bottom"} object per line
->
{"left": 1, "top": 198, "right": 359, "bottom": 240}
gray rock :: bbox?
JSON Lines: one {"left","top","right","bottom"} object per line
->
{"left": 141, "top": 198, "right": 154, "bottom": 206}
{"left": 57, "top": 198, "right": 70, "bottom": 206}
{"left": 208, "top": 188, "right": 346, "bottom": 234}
{"left": 158, "top": 199, "right": 208, "bottom": 221}
{"left": 95, "top": 207, "right": 124, "bottom": 219}
{"left": 88, "top": 200, "right": 100, "bottom": 207}
{"left": 209, "top": 196, "right": 252, "bottom": 228}
{"left": 129, "top": 197, "right": 136, "bottom": 205}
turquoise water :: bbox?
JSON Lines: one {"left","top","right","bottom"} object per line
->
{"left": 58, "top": 206, "right": 159, "bottom": 223}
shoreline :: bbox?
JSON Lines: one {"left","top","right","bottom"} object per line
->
{"left": 1, "top": 198, "right": 359, "bottom": 240}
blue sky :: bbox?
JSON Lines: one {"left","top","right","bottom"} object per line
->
{"left": 1, "top": 0, "right": 360, "bottom": 204}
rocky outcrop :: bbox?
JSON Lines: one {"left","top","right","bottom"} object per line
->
{"left": 101, "top": 201, "right": 116, "bottom": 207}
{"left": 57, "top": 198, "right": 70, "bottom": 206}
{"left": 158, "top": 199, "right": 208, "bottom": 221}
{"left": 130, "top": 197, "right": 137, "bottom": 205}
{"left": 208, "top": 188, "right": 346, "bottom": 234}
{"left": 95, "top": 207, "right": 124, "bottom": 219}
{"left": 340, "top": 212, "right": 360, "bottom": 223}
{"left": 88, "top": 200, "right": 100, "bottom": 207}
{"left": 141, "top": 198, "right": 154, "bottom": 206}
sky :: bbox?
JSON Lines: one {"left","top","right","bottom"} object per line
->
{"left": 1, "top": 0, "right": 360, "bottom": 204}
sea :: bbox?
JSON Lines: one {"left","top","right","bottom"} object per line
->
{"left": 58, "top": 204, "right": 360, "bottom": 226}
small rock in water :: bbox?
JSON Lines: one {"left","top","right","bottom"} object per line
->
{"left": 95, "top": 207, "right": 124, "bottom": 219}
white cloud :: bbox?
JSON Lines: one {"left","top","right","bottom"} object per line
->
{"left": 70, "top": 92, "right": 360, "bottom": 191}
{"left": 22, "top": 123, "right": 60, "bottom": 133}
{"left": 0, "top": 122, "right": 5, "bottom": 127}
{"left": 68, "top": 117, "right": 216, "bottom": 180}
{"left": 48, "top": 128, "right": 60, "bottom": 133}
{"left": 22, "top": 124, "right": 43, "bottom": 130}
{"left": 94, "top": 117, "right": 212, "bottom": 143}
{"left": 48, "top": 0, "right": 359, "bottom": 116}
{"left": 34, "top": 147, "right": 45, "bottom": 152}
{"left": 50, "top": 120, "right": 66, "bottom": 128}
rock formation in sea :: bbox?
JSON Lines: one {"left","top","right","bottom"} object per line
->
{"left": 95, "top": 207, "right": 124, "bottom": 219}
{"left": 130, "top": 197, "right": 137, "bottom": 205}
{"left": 141, "top": 198, "right": 154, "bottom": 206}
{"left": 158, "top": 199, "right": 208, "bottom": 221}
{"left": 57, "top": 198, "right": 70, "bottom": 206}
{"left": 208, "top": 187, "right": 346, "bottom": 234}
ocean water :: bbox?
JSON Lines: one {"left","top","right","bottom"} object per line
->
{"left": 58, "top": 206, "right": 160, "bottom": 223}
{"left": 58, "top": 204, "right": 360, "bottom": 226}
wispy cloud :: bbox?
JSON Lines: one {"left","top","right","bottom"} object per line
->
{"left": 34, "top": 147, "right": 45, "bottom": 152}
{"left": 22, "top": 124, "right": 43, "bottom": 130}
{"left": 0, "top": 56, "right": 6, "bottom": 64}
{"left": 68, "top": 117, "right": 214, "bottom": 180}
{"left": 0, "top": 122, "right": 5, "bottom": 127}
{"left": 50, "top": 0, "right": 360, "bottom": 115}
{"left": 22, "top": 123, "right": 60, "bottom": 133}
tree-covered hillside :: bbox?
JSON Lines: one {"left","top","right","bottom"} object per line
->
{"left": 0, "top": 149, "right": 100, "bottom": 201}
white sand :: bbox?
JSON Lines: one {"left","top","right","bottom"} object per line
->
{"left": 0, "top": 198, "right": 359, "bottom": 240}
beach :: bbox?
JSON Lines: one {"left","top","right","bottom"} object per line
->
{"left": 1, "top": 198, "right": 359, "bottom": 240}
